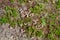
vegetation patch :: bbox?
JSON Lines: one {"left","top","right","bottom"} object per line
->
{"left": 0, "top": 0, "right": 60, "bottom": 40}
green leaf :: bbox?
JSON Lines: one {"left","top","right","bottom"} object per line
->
{"left": 41, "top": 17, "right": 46, "bottom": 26}
{"left": 10, "top": 20, "right": 16, "bottom": 27}
{"left": 0, "top": 16, "right": 7, "bottom": 23}
{"left": 38, "top": 3, "right": 44, "bottom": 9}
{"left": 29, "top": 3, "right": 44, "bottom": 13}
{"left": 18, "top": 0, "right": 24, "bottom": 3}
{"left": 9, "top": 0, "right": 14, "bottom": 3}
{"left": 17, "top": 19, "right": 24, "bottom": 24}
{"left": 55, "top": 0, "right": 60, "bottom": 8}
{"left": 49, "top": 25, "right": 53, "bottom": 32}
{"left": 54, "top": 30, "right": 60, "bottom": 36}
{"left": 28, "top": 26, "right": 33, "bottom": 31}
{"left": 44, "top": 0, "right": 49, "bottom": 2}
{"left": 4, "top": 6, "right": 11, "bottom": 10}
{"left": 11, "top": 8, "right": 18, "bottom": 17}
{"left": 54, "top": 25, "right": 60, "bottom": 36}
{"left": 36, "top": 30, "right": 42, "bottom": 37}
{"left": 47, "top": 32, "right": 52, "bottom": 38}
{"left": 24, "top": 18, "right": 31, "bottom": 22}
{"left": 50, "top": 38, "right": 56, "bottom": 40}
{"left": 50, "top": 21, "right": 55, "bottom": 25}
{"left": 30, "top": 7, "right": 37, "bottom": 13}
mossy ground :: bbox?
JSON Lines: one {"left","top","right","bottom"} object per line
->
{"left": 0, "top": 0, "right": 60, "bottom": 40}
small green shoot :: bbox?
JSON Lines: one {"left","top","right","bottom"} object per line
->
{"left": 9, "top": 0, "right": 14, "bottom": 3}
{"left": 10, "top": 20, "right": 16, "bottom": 27}
{"left": 48, "top": 32, "right": 52, "bottom": 39}
{"left": 11, "top": 8, "right": 18, "bottom": 17}
{"left": 54, "top": 25, "right": 60, "bottom": 37}
{"left": 0, "top": 16, "right": 7, "bottom": 23}
{"left": 44, "top": 0, "right": 49, "bottom": 2}
{"left": 55, "top": 0, "right": 60, "bottom": 8}
{"left": 41, "top": 17, "right": 46, "bottom": 26}
{"left": 38, "top": 3, "right": 44, "bottom": 9}
{"left": 36, "top": 30, "right": 42, "bottom": 37}
{"left": 4, "top": 6, "right": 18, "bottom": 17}
{"left": 50, "top": 20, "right": 55, "bottom": 25}
{"left": 30, "top": 3, "right": 44, "bottom": 13}
{"left": 50, "top": 38, "right": 56, "bottom": 40}
{"left": 30, "top": 7, "right": 38, "bottom": 13}
{"left": 18, "top": 0, "right": 24, "bottom": 3}
{"left": 24, "top": 18, "right": 31, "bottom": 23}
{"left": 17, "top": 19, "right": 23, "bottom": 24}
{"left": 28, "top": 26, "right": 33, "bottom": 31}
{"left": 4, "top": 6, "right": 11, "bottom": 10}
{"left": 48, "top": 32, "right": 56, "bottom": 40}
